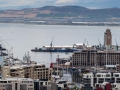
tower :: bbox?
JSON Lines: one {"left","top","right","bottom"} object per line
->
{"left": 104, "top": 29, "right": 112, "bottom": 49}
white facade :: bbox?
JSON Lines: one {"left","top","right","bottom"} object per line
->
{"left": 0, "top": 78, "right": 34, "bottom": 90}
{"left": 82, "top": 72, "right": 120, "bottom": 90}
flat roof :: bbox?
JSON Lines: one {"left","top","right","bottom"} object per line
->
{"left": 0, "top": 78, "right": 33, "bottom": 81}
{"left": 43, "top": 46, "right": 73, "bottom": 47}
{"left": 105, "top": 65, "right": 116, "bottom": 67}
{"left": 10, "top": 64, "right": 45, "bottom": 69}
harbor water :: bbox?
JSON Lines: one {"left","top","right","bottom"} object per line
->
{"left": 1, "top": 23, "right": 120, "bottom": 87}
{"left": 1, "top": 23, "right": 120, "bottom": 65}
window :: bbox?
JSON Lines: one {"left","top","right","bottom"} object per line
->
{"left": 98, "top": 81, "right": 104, "bottom": 83}
{"left": 8, "top": 81, "right": 12, "bottom": 83}
{"left": 116, "top": 78, "right": 120, "bottom": 80}
{"left": 5, "top": 84, "right": 12, "bottom": 90}
{"left": 114, "top": 74, "right": 119, "bottom": 77}
{"left": 105, "top": 78, "right": 111, "bottom": 82}
{"left": 28, "top": 88, "right": 33, "bottom": 90}
{"left": 40, "top": 82, "right": 43, "bottom": 85}
{"left": 97, "top": 75, "right": 101, "bottom": 77}
{"left": 106, "top": 74, "right": 110, "bottom": 77}
{"left": 20, "top": 84, "right": 27, "bottom": 90}
{"left": 4, "top": 81, "right": 7, "bottom": 83}
{"left": 116, "top": 81, "right": 120, "bottom": 83}
{"left": 98, "top": 78, "right": 104, "bottom": 81}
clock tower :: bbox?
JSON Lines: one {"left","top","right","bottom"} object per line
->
{"left": 104, "top": 29, "right": 112, "bottom": 49}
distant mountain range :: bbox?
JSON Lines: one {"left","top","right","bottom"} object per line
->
{"left": 0, "top": 5, "right": 120, "bottom": 22}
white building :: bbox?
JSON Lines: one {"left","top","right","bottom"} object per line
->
{"left": 0, "top": 78, "right": 34, "bottom": 90}
{"left": 82, "top": 72, "right": 120, "bottom": 90}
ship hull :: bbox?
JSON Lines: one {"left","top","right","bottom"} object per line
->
{"left": 31, "top": 49, "right": 79, "bottom": 52}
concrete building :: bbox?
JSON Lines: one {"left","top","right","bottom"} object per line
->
{"left": 0, "top": 78, "right": 34, "bottom": 90}
{"left": 51, "top": 80, "right": 69, "bottom": 90}
{"left": 116, "top": 64, "right": 120, "bottom": 72}
{"left": 1, "top": 64, "right": 52, "bottom": 80}
{"left": 82, "top": 72, "right": 120, "bottom": 90}
{"left": 71, "top": 49, "right": 120, "bottom": 67}
{"left": 104, "top": 29, "right": 112, "bottom": 49}
{"left": 71, "top": 29, "right": 120, "bottom": 67}
{"left": 34, "top": 79, "right": 51, "bottom": 90}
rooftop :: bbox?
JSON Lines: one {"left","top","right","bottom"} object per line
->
{"left": 0, "top": 78, "right": 33, "bottom": 81}
{"left": 10, "top": 64, "right": 45, "bottom": 69}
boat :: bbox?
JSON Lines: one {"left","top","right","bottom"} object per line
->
{"left": 31, "top": 44, "right": 83, "bottom": 52}
{"left": 31, "top": 37, "right": 84, "bottom": 52}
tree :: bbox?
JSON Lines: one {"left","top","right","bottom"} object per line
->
{"left": 72, "top": 86, "right": 79, "bottom": 90}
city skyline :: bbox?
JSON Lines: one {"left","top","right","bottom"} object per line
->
{"left": 0, "top": 0, "right": 119, "bottom": 10}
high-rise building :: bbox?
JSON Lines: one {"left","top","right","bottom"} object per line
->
{"left": 104, "top": 29, "right": 112, "bottom": 49}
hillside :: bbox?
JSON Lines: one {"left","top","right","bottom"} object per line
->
{"left": 0, "top": 6, "right": 120, "bottom": 24}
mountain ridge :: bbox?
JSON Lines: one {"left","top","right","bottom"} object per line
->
{"left": 0, "top": 5, "right": 120, "bottom": 23}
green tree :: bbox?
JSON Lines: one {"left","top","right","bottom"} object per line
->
{"left": 72, "top": 86, "right": 78, "bottom": 90}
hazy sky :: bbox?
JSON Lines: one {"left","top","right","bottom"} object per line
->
{"left": 0, "top": 0, "right": 119, "bottom": 9}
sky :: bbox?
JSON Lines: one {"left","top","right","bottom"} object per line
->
{"left": 0, "top": 0, "right": 120, "bottom": 10}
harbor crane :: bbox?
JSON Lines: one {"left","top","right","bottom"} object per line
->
{"left": 50, "top": 36, "right": 54, "bottom": 48}
{"left": 97, "top": 37, "right": 102, "bottom": 49}
{"left": 84, "top": 39, "right": 86, "bottom": 45}
{"left": 83, "top": 39, "right": 86, "bottom": 48}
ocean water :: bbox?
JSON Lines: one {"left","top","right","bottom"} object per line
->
{"left": 1, "top": 23, "right": 120, "bottom": 86}
{"left": 0, "top": 23, "right": 120, "bottom": 67}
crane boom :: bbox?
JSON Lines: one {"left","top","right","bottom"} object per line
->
{"left": 50, "top": 36, "right": 54, "bottom": 48}
{"left": 115, "top": 38, "right": 118, "bottom": 45}
{"left": 97, "top": 37, "right": 102, "bottom": 48}
{"left": 84, "top": 39, "right": 86, "bottom": 44}
{"left": 97, "top": 37, "right": 101, "bottom": 45}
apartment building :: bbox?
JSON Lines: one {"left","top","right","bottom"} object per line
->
{"left": 2, "top": 64, "right": 52, "bottom": 80}
{"left": 0, "top": 78, "right": 34, "bottom": 90}
{"left": 82, "top": 72, "right": 120, "bottom": 90}
{"left": 71, "top": 49, "right": 120, "bottom": 67}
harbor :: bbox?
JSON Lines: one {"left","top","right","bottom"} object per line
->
{"left": 31, "top": 45, "right": 82, "bottom": 52}
{"left": 0, "top": 0, "right": 120, "bottom": 89}
{"left": 31, "top": 36, "right": 82, "bottom": 52}
{"left": 1, "top": 24, "right": 120, "bottom": 90}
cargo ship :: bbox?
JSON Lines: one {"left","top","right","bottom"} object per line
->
{"left": 31, "top": 37, "right": 85, "bottom": 52}
{"left": 31, "top": 45, "right": 82, "bottom": 52}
